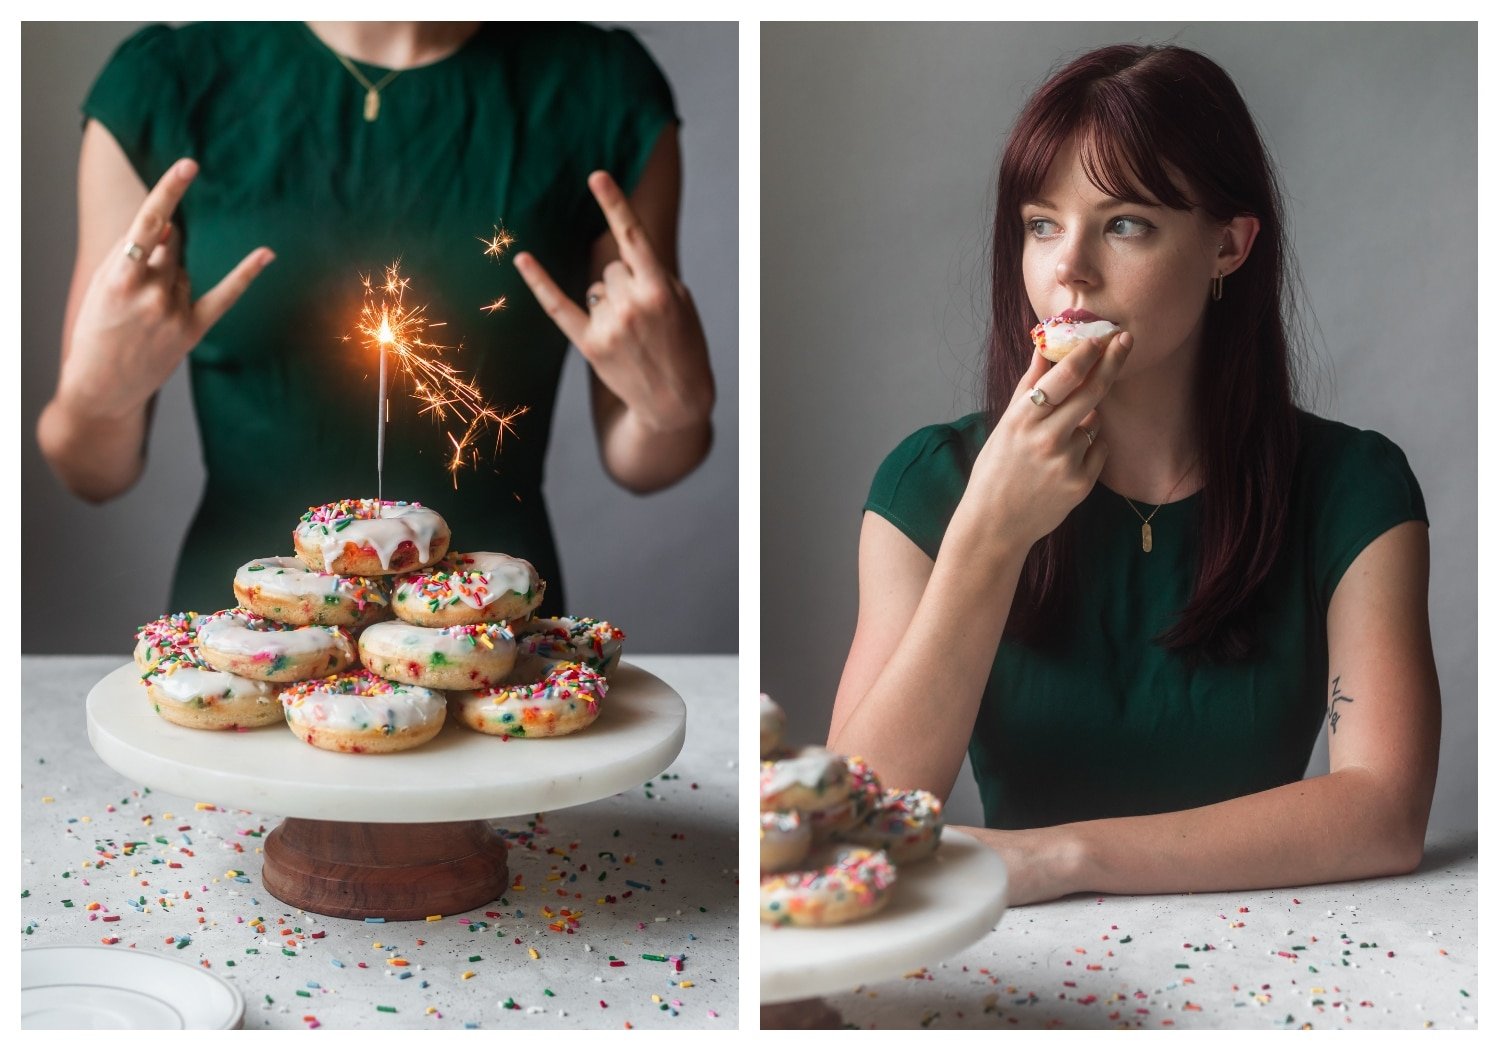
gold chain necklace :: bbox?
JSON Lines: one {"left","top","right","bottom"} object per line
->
{"left": 1120, "top": 460, "right": 1199, "bottom": 553}
{"left": 332, "top": 50, "right": 403, "bottom": 122}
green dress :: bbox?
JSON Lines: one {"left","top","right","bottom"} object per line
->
{"left": 83, "top": 22, "right": 679, "bottom": 615}
{"left": 865, "top": 410, "right": 1427, "bottom": 829}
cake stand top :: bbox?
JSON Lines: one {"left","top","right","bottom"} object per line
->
{"left": 760, "top": 828, "right": 1008, "bottom": 1003}
{"left": 86, "top": 661, "right": 686, "bottom": 823}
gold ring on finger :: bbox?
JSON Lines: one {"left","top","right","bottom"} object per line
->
{"left": 1028, "top": 386, "right": 1055, "bottom": 409}
{"left": 1082, "top": 426, "right": 1097, "bottom": 446}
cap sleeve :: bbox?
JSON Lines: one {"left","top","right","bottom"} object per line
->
{"left": 863, "top": 421, "right": 976, "bottom": 560}
{"left": 81, "top": 24, "right": 189, "bottom": 188}
{"left": 1311, "top": 426, "right": 1429, "bottom": 607}
{"left": 595, "top": 28, "right": 679, "bottom": 197}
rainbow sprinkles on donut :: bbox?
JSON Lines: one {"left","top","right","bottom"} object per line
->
{"left": 130, "top": 498, "right": 627, "bottom": 755}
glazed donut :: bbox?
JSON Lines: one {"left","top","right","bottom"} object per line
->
{"left": 760, "top": 811, "right": 812, "bottom": 874}
{"left": 449, "top": 661, "right": 607, "bottom": 738}
{"left": 391, "top": 552, "right": 545, "bottom": 627}
{"left": 141, "top": 650, "right": 282, "bottom": 730}
{"left": 134, "top": 616, "right": 280, "bottom": 730}
{"left": 805, "top": 756, "right": 884, "bottom": 840}
{"left": 358, "top": 620, "right": 516, "bottom": 690}
{"left": 195, "top": 609, "right": 358, "bottom": 683}
{"left": 759, "top": 693, "right": 785, "bottom": 759}
{"left": 759, "top": 847, "right": 897, "bottom": 927}
{"left": 513, "top": 616, "right": 625, "bottom": 674}
{"left": 760, "top": 747, "right": 851, "bottom": 814}
{"left": 294, "top": 499, "right": 450, "bottom": 576}
{"left": 134, "top": 611, "right": 203, "bottom": 672}
{"left": 279, "top": 670, "right": 446, "bottom": 754}
{"left": 1029, "top": 314, "right": 1122, "bottom": 363}
{"left": 846, "top": 788, "right": 946, "bottom": 865}
{"left": 233, "top": 557, "right": 391, "bottom": 628}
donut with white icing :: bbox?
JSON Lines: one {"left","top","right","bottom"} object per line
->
{"left": 512, "top": 616, "right": 625, "bottom": 674}
{"left": 761, "top": 746, "right": 852, "bottom": 814}
{"left": 760, "top": 847, "right": 897, "bottom": 926}
{"left": 233, "top": 556, "right": 391, "bottom": 628}
{"left": 358, "top": 620, "right": 516, "bottom": 690}
{"left": 449, "top": 661, "right": 607, "bottom": 738}
{"left": 279, "top": 670, "right": 446, "bottom": 753}
{"left": 760, "top": 810, "right": 812, "bottom": 874}
{"left": 1029, "top": 315, "right": 1122, "bottom": 363}
{"left": 195, "top": 608, "right": 358, "bottom": 683}
{"left": 293, "top": 499, "right": 450, "bottom": 576}
{"left": 391, "top": 552, "right": 545, "bottom": 627}
{"left": 135, "top": 613, "right": 279, "bottom": 730}
{"left": 846, "top": 788, "right": 946, "bottom": 864}
{"left": 806, "top": 756, "right": 884, "bottom": 839}
{"left": 759, "top": 693, "right": 786, "bottom": 759}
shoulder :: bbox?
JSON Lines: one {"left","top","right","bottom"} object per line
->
{"left": 1293, "top": 410, "right": 1424, "bottom": 507}
{"left": 865, "top": 412, "right": 988, "bottom": 558}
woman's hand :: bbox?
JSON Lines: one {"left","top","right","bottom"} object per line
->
{"left": 954, "top": 333, "right": 1132, "bottom": 555}
{"left": 957, "top": 824, "right": 1084, "bottom": 907}
{"left": 56, "top": 157, "right": 273, "bottom": 424}
{"left": 513, "top": 170, "right": 713, "bottom": 437}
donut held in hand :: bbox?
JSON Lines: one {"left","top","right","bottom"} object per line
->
{"left": 1029, "top": 314, "right": 1121, "bottom": 363}
{"left": 294, "top": 499, "right": 450, "bottom": 576}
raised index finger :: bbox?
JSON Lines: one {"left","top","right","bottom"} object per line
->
{"left": 124, "top": 158, "right": 199, "bottom": 256}
{"left": 587, "top": 170, "right": 663, "bottom": 276}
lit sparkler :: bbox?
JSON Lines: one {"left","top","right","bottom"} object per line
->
{"left": 350, "top": 261, "right": 527, "bottom": 491}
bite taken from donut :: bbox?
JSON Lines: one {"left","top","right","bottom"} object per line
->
{"left": 391, "top": 552, "right": 545, "bottom": 627}
{"left": 294, "top": 499, "right": 450, "bottom": 576}
{"left": 358, "top": 620, "right": 517, "bottom": 690}
{"left": 1029, "top": 313, "right": 1121, "bottom": 363}
{"left": 279, "top": 670, "right": 447, "bottom": 754}
{"left": 234, "top": 556, "right": 391, "bottom": 628}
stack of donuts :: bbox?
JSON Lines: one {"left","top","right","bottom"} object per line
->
{"left": 133, "top": 498, "right": 625, "bottom": 754}
{"left": 758, "top": 693, "right": 945, "bottom": 927}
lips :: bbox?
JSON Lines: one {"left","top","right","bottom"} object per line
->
{"left": 1057, "top": 308, "right": 1102, "bottom": 323}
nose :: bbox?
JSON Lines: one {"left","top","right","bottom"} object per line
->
{"left": 1054, "top": 232, "right": 1097, "bottom": 289}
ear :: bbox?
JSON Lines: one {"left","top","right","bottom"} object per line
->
{"left": 1215, "top": 215, "right": 1260, "bottom": 277}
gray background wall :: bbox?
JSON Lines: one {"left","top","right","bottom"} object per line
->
{"left": 21, "top": 21, "right": 738, "bottom": 655}
{"left": 761, "top": 22, "right": 1477, "bottom": 832}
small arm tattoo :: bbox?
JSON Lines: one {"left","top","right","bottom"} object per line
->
{"left": 1329, "top": 675, "right": 1355, "bottom": 734}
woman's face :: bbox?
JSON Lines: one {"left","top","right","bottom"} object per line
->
{"left": 1021, "top": 139, "right": 1224, "bottom": 378}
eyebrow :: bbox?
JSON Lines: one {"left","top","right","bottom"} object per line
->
{"left": 1021, "top": 195, "right": 1163, "bottom": 211}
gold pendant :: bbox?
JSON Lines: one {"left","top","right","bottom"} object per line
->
{"left": 364, "top": 89, "right": 380, "bottom": 122}
{"left": 1141, "top": 522, "right": 1153, "bottom": 553}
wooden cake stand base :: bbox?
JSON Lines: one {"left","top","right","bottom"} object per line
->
{"left": 261, "top": 818, "right": 510, "bottom": 920}
{"left": 86, "top": 660, "right": 686, "bottom": 923}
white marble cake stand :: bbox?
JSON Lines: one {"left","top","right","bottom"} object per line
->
{"left": 760, "top": 828, "right": 1008, "bottom": 1007}
{"left": 86, "top": 660, "right": 686, "bottom": 919}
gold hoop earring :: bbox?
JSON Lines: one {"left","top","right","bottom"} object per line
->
{"left": 1211, "top": 273, "right": 1224, "bottom": 301}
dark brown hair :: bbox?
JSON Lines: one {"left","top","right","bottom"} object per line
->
{"left": 988, "top": 44, "right": 1301, "bottom": 662}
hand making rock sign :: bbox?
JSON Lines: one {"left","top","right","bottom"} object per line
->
{"left": 514, "top": 168, "right": 715, "bottom": 493}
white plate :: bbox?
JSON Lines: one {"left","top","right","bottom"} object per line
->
{"left": 21, "top": 945, "right": 245, "bottom": 1029}
{"left": 760, "top": 828, "right": 1009, "bottom": 1003}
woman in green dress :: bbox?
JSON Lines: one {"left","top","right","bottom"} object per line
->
{"left": 828, "top": 44, "right": 1439, "bottom": 904}
{"left": 38, "top": 22, "right": 714, "bottom": 616}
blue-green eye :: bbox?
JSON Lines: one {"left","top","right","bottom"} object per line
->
{"left": 1107, "top": 216, "right": 1153, "bottom": 237}
{"left": 1025, "top": 217, "right": 1059, "bottom": 238}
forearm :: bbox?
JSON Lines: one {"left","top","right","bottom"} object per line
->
{"left": 36, "top": 393, "right": 150, "bottom": 502}
{"left": 1050, "top": 768, "right": 1426, "bottom": 898}
{"left": 829, "top": 512, "right": 1028, "bottom": 797}
{"left": 595, "top": 386, "right": 713, "bottom": 494}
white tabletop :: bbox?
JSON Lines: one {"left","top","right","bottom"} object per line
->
{"left": 21, "top": 654, "right": 739, "bottom": 1031}
{"left": 814, "top": 828, "right": 1477, "bottom": 1030}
